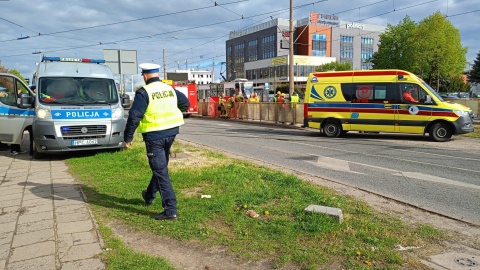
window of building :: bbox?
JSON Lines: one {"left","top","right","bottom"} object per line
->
{"left": 361, "top": 37, "right": 374, "bottom": 70}
{"left": 248, "top": 39, "right": 258, "bottom": 62}
{"left": 340, "top": 35, "right": 354, "bottom": 61}
{"left": 261, "top": 35, "right": 275, "bottom": 59}
{"left": 312, "top": 34, "right": 327, "bottom": 56}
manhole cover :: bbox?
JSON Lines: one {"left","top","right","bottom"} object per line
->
{"left": 455, "top": 257, "right": 478, "bottom": 267}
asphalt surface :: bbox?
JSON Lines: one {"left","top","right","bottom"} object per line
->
{"left": 179, "top": 116, "right": 480, "bottom": 225}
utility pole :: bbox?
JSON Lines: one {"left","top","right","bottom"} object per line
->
{"left": 163, "top": 48, "right": 167, "bottom": 80}
{"left": 289, "top": 0, "right": 294, "bottom": 96}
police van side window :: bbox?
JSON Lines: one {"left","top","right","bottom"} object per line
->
{"left": 0, "top": 76, "right": 16, "bottom": 106}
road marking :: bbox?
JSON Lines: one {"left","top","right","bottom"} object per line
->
{"left": 309, "top": 155, "right": 480, "bottom": 190}
{"left": 393, "top": 172, "right": 480, "bottom": 190}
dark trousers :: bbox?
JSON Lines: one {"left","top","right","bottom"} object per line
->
{"left": 144, "top": 136, "right": 177, "bottom": 216}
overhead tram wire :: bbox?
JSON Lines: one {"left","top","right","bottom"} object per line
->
{"left": 0, "top": 0, "right": 248, "bottom": 43}
{"left": 155, "top": 0, "right": 331, "bottom": 63}
{"left": 0, "top": 0, "right": 449, "bottom": 60}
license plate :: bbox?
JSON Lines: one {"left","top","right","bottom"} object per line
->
{"left": 71, "top": 139, "right": 98, "bottom": 146}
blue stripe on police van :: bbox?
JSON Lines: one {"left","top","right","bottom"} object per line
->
{"left": 0, "top": 105, "right": 36, "bottom": 116}
{"left": 51, "top": 109, "right": 111, "bottom": 119}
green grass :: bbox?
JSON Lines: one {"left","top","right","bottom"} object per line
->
{"left": 66, "top": 134, "right": 446, "bottom": 269}
{"left": 98, "top": 223, "right": 174, "bottom": 270}
{"left": 461, "top": 124, "right": 480, "bottom": 138}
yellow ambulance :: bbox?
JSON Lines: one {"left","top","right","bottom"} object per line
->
{"left": 303, "top": 69, "right": 474, "bottom": 141}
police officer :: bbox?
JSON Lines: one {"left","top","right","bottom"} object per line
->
{"left": 123, "top": 63, "right": 189, "bottom": 221}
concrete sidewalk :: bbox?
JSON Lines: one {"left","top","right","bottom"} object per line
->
{"left": 0, "top": 146, "right": 105, "bottom": 269}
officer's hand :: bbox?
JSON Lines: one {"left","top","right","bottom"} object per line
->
{"left": 124, "top": 142, "right": 133, "bottom": 149}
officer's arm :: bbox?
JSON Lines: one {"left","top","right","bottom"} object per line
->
{"left": 175, "top": 89, "right": 190, "bottom": 112}
{"left": 124, "top": 88, "right": 148, "bottom": 143}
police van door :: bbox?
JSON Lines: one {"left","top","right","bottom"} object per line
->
{"left": 0, "top": 74, "right": 35, "bottom": 144}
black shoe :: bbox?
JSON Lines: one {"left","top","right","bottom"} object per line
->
{"left": 152, "top": 212, "right": 178, "bottom": 221}
{"left": 142, "top": 190, "right": 152, "bottom": 206}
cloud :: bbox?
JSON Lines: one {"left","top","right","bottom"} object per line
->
{"left": 0, "top": 0, "right": 478, "bottom": 80}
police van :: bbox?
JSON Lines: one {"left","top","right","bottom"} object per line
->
{"left": 303, "top": 69, "right": 474, "bottom": 141}
{"left": 0, "top": 56, "right": 131, "bottom": 158}
{"left": 0, "top": 76, "right": 35, "bottom": 151}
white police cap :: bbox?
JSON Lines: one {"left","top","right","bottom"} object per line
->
{"left": 139, "top": 63, "right": 160, "bottom": 74}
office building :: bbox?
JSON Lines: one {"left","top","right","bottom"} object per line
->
{"left": 226, "top": 13, "right": 386, "bottom": 89}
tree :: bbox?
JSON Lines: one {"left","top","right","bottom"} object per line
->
{"left": 415, "top": 12, "right": 467, "bottom": 90}
{"left": 9, "top": 69, "right": 28, "bottom": 84}
{"left": 468, "top": 50, "right": 480, "bottom": 84}
{"left": 439, "top": 75, "right": 470, "bottom": 93}
{"left": 0, "top": 63, "right": 29, "bottom": 84}
{"left": 370, "top": 16, "right": 418, "bottom": 70}
{"left": 315, "top": 61, "right": 352, "bottom": 72}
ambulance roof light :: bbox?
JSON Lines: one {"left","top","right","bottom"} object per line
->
{"left": 42, "top": 56, "right": 105, "bottom": 64}
{"left": 398, "top": 74, "right": 406, "bottom": 80}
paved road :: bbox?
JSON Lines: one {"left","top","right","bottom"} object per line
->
{"left": 0, "top": 147, "right": 104, "bottom": 270}
{"left": 178, "top": 117, "right": 480, "bottom": 225}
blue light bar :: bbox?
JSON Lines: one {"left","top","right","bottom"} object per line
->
{"left": 42, "top": 56, "right": 105, "bottom": 63}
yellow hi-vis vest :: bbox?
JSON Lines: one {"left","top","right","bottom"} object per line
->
{"left": 137, "top": 81, "right": 184, "bottom": 133}
{"left": 290, "top": 95, "right": 299, "bottom": 103}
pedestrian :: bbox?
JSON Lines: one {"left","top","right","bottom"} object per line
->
{"left": 227, "top": 93, "right": 235, "bottom": 118}
{"left": 218, "top": 92, "right": 227, "bottom": 118}
{"left": 235, "top": 84, "right": 245, "bottom": 119}
{"left": 288, "top": 92, "right": 299, "bottom": 125}
{"left": 123, "top": 63, "right": 189, "bottom": 221}
{"left": 249, "top": 92, "right": 259, "bottom": 102}
{"left": 277, "top": 92, "right": 286, "bottom": 123}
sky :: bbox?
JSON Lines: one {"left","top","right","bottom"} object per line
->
{"left": 1, "top": 0, "right": 479, "bottom": 85}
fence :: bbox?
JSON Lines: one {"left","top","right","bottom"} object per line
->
{"left": 197, "top": 99, "right": 480, "bottom": 124}
{"left": 198, "top": 101, "right": 304, "bottom": 125}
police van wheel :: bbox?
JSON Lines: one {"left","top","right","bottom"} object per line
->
{"left": 429, "top": 122, "right": 452, "bottom": 142}
{"left": 32, "top": 141, "right": 45, "bottom": 159}
{"left": 323, "top": 120, "right": 342, "bottom": 138}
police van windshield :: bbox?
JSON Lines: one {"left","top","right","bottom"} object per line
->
{"left": 38, "top": 77, "right": 119, "bottom": 105}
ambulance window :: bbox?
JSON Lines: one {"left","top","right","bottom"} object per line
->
{"left": 341, "top": 84, "right": 353, "bottom": 101}
{"left": 348, "top": 83, "right": 396, "bottom": 103}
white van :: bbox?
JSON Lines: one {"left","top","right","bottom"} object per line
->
{"left": 2, "top": 56, "right": 131, "bottom": 158}
{"left": 0, "top": 75, "right": 35, "bottom": 149}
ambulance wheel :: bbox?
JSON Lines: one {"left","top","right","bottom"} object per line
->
{"left": 429, "top": 122, "right": 452, "bottom": 142}
{"left": 323, "top": 120, "right": 342, "bottom": 138}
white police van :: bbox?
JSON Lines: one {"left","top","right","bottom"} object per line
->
{"left": 1, "top": 56, "right": 131, "bottom": 158}
{"left": 0, "top": 76, "right": 35, "bottom": 151}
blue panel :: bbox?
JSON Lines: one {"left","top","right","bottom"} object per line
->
{"left": 51, "top": 109, "right": 111, "bottom": 119}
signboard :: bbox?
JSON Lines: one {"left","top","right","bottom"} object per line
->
{"left": 103, "top": 49, "right": 138, "bottom": 75}
{"left": 271, "top": 57, "right": 287, "bottom": 66}
{"left": 310, "top": 12, "right": 339, "bottom": 27}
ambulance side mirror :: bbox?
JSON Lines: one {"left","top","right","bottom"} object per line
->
{"left": 121, "top": 94, "right": 131, "bottom": 108}
{"left": 425, "top": 95, "right": 432, "bottom": 104}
